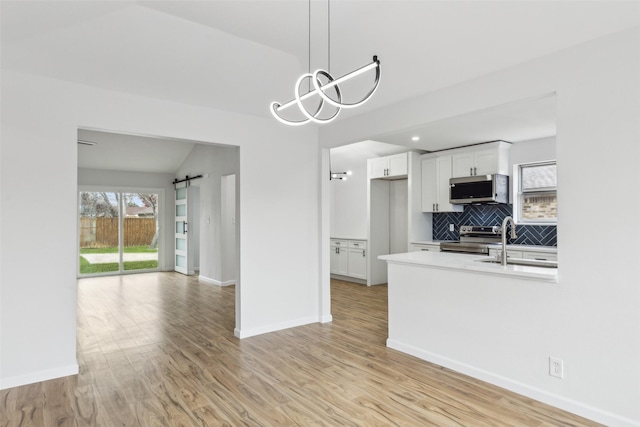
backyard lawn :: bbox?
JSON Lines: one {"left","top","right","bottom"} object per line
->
{"left": 79, "top": 245, "right": 158, "bottom": 274}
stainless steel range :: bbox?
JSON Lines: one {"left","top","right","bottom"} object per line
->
{"left": 440, "top": 225, "right": 501, "bottom": 254}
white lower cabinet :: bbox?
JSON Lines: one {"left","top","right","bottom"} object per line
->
{"left": 522, "top": 251, "right": 557, "bottom": 261}
{"left": 330, "top": 239, "right": 349, "bottom": 276}
{"left": 348, "top": 242, "right": 367, "bottom": 280}
{"left": 331, "top": 239, "right": 367, "bottom": 280}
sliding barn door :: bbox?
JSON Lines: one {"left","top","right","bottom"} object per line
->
{"left": 174, "top": 185, "right": 189, "bottom": 275}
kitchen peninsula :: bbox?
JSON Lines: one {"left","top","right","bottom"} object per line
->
{"left": 379, "top": 250, "right": 561, "bottom": 411}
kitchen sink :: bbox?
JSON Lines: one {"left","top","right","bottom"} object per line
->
{"left": 475, "top": 257, "right": 558, "bottom": 269}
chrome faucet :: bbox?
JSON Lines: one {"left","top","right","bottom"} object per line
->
{"left": 500, "top": 216, "right": 517, "bottom": 266}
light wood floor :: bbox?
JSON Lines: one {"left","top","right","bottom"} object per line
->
{"left": 1, "top": 273, "right": 602, "bottom": 426}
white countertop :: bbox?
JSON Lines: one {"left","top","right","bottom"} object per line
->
{"left": 379, "top": 251, "right": 558, "bottom": 283}
{"left": 331, "top": 236, "right": 367, "bottom": 241}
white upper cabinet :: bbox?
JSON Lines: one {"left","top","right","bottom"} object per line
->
{"left": 369, "top": 153, "right": 408, "bottom": 179}
{"left": 421, "top": 157, "right": 437, "bottom": 212}
{"left": 451, "top": 141, "right": 511, "bottom": 178}
{"left": 421, "top": 154, "right": 463, "bottom": 213}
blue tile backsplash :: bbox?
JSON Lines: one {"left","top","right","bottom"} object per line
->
{"left": 433, "top": 204, "right": 557, "bottom": 246}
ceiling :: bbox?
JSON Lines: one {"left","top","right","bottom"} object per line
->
{"left": 3, "top": 1, "right": 640, "bottom": 169}
{"left": 374, "top": 93, "right": 558, "bottom": 152}
{"left": 3, "top": 1, "right": 639, "bottom": 121}
{"left": 77, "top": 129, "right": 199, "bottom": 173}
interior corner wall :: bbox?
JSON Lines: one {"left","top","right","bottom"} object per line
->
{"left": 329, "top": 150, "right": 372, "bottom": 239}
{"left": 320, "top": 27, "right": 640, "bottom": 426}
{"left": 77, "top": 168, "right": 175, "bottom": 271}
{"left": 0, "top": 69, "right": 321, "bottom": 389}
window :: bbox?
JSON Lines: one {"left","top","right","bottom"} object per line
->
{"left": 515, "top": 161, "right": 557, "bottom": 223}
{"left": 78, "top": 189, "right": 161, "bottom": 276}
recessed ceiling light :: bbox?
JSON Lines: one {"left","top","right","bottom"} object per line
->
{"left": 411, "top": 136, "right": 420, "bottom": 142}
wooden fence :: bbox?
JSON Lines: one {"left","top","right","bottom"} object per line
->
{"left": 80, "top": 217, "right": 157, "bottom": 248}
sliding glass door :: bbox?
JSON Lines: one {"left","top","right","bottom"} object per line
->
{"left": 79, "top": 189, "right": 160, "bottom": 276}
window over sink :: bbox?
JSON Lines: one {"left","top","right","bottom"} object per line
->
{"left": 514, "top": 161, "right": 557, "bottom": 224}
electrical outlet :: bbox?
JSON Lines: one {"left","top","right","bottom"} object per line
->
{"left": 549, "top": 357, "right": 564, "bottom": 379}
{"left": 449, "top": 224, "right": 455, "bottom": 232}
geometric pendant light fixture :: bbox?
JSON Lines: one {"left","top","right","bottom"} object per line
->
{"left": 270, "top": 0, "right": 381, "bottom": 126}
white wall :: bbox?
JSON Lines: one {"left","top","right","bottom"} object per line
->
{"left": 329, "top": 149, "right": 369, "bottom": 239}
{"left": 77, "top": 168, "right": 175, "bottom": 270}
{"left": 221, "top": 174, "right": 237, "bottom": 285}
{"left": 0, "top": 69, "right": 324, "bottom": 389}
{"left": 320, "top": 28, "right": 640, "bottom": 426}
{"left": 510, "top": 136, "right": 556, "bottom": 167}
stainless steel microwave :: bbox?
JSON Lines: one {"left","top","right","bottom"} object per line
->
{"left": 449, "top": 174, "right": 509, "bottom": 204}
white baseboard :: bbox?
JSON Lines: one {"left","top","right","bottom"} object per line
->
{"left": 0, "top": 363, "right": 79, "bottom": 390}
{"left": 199, "top": 275, "right": 235, "bottom": 287}
{"left": 235, "top": 315, "right": 319, "bottom": 339}
{"left": 386, "top": 339, "right": 639, "bottom": 427}
{"left": 319, "top": 314, "right": 333, "bottom": 323}
{"left": 330, "top": 274, "right": 367, "bottom": 285}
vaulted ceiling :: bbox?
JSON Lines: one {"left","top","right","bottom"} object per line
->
{"left": 3, "top": 1, "right": 640, "bottom": 121}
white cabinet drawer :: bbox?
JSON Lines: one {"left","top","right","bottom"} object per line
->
{"left": 522, "top": 251, "right": 557, "bottom": 261}
{"left": 348, "top": 240, "right": 367, "bottom": 250}
{"left": 330, "top": 239, "right": 349, "bottom": 247}
{"left": 490, "top": 248, "right": 557, "bottom": 262}
{"left": 411, "top": 243, "right": 440, "bottom": 252}
{"left": 489, "top": 249, "right": 523, "bottom": 259}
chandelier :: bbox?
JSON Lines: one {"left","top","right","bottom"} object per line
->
{"left": 270, "top": 1, "right": 381, "bottom": 126}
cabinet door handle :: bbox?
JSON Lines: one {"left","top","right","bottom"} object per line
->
{"left": 436, "top": 203, "right": 439, "bottom": 211}
{"left": 362, "top": 250, "right": 366, "bottom": 257}
{"left": 473, "top": 166, "right": 477, "bottom": 175}
{"left": 470, "top": 167, "right": 473, "bottom": 175}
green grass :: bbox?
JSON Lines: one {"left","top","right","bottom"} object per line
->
{"left": 123, "top": 260, "right": 158, "bottom": 271}
{"left": 79, "top": 256, "right": 119, "bottom": 273}
{"left": 80, "top": 245, "right": 158, "bottom": 254}
{"left": 79, "top": 256, "right": 158, "bottom": 274}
